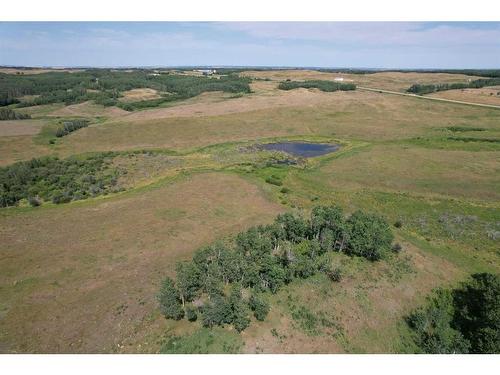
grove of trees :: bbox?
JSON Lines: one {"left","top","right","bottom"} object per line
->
{"left": 0, "top": 70, "right": 252, "bottom": 111}
{"left": 158, "top": 205, "right": 394, "bottom": 332}
{"left": 407, "top": 78, "right": 500, "bottom": 95}
{"left": 0, "top": 108, "right": 31, "bottom": 120}
{"left": 0, "top": 153, "right": 121, "bottom": 207}
{"left": 407, "top": 272, "right": 500, "bottom": 354}
{"left": 278, "top": 80, "right": 356, "bottom": 92}
{"left": 55, "top": 120, "right": 89, "bottom": 137}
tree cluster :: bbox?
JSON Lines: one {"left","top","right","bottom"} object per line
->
{"left": 0, "top": 108, "right": 31, "bottom": 120}
{"left": 0, "top": 153, "right": 121, "bottom": 207}
{"left": 278, "top": 80, "right": 356, "bottom": 92}
{"left": 158, "top": 205, "right": 394, "bottom": 331}
{"left": 407, "top": 273, "right": 500, "bottom": 354}
{"left": 1, "top": 70, "right": 252, "bottom": 111}
{"left": 55, "top": 120, "right": 89, "bottom": 137}
{"left": 407, "top": 78, "right": 500, "bottom": 95}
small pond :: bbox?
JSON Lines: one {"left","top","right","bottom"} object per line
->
{"left": 262, "top": 142, "right": 340, "bottom": 158}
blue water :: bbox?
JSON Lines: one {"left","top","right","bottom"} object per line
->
{"left": 262, "top": 142, "right": 340, "bottom": 157}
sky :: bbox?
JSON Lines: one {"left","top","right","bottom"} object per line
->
{"left": 0, "top": 22, "right": 499, "bottom": 69}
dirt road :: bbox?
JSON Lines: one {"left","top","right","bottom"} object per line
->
{"left": 358, "top": 86, "right": 500, "bottom": 110}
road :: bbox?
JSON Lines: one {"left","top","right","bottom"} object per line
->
{"left": 357, "top": 86, "right": 500, "bottom": 110}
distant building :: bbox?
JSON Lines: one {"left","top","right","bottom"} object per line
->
{"left": 195, "top": 69, "right": 217, "bottom": 76}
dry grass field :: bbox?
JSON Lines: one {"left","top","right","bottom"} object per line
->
{"left": 0, "top": 68, "right": 499, "bottom": 353}
{"left": 242, "top": 70, "right": 483, "bottom": 91}
{"left": 428, "top": 86, "right": 500, "bottom": 106}
{"left": 0, "top": 173, "right": 282, "bottom": 353}
{"left": 119, "top": 88, "right": 163, "bottom": 103}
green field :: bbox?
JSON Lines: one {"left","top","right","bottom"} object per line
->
{"left": 0, "top": 69, "right": 498, "bottom": 353}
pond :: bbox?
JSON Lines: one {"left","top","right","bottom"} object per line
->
{"left": 261, "top": 142, "right": 340, "bottom": 158}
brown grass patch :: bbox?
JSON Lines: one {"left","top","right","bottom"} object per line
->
{"left": 242, "top": 70, "right": 484, "bottom": 92}
{"left": 428, "top": 86, "right": 500, "bottom": 106}
{"left": 119, "top": 88, "right": 162, "bottom": 103}
{"left": 0, "top": 119, "right": 47, "bottom": 137}
{"left": 48, "top": 101, "right": 129, "bottom": 119}
{"left": 0, "top": 173, "right": 282, "bottom": 353}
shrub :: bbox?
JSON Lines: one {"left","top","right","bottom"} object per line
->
{"left": 326, "top": 267, "right": 342, "bottom": 282}
{"left": 249, "top": 293, "right": 270, "bottom": 321}
{"left": 28, "top": 196, "right": 41, "bottom": 207}
{"left": 158, "top": 277, "right": 184, "bottom": 320}
{"left": 186, "top": 306, "right": 198, "bottom": 322}
{"left": 394, "top": 220, "right": 403, "bottom": 228}
{"left": 392, "top": 243, "right": 403, "bottom": 253}
{"left": 265, "top": 175, "right": 282, "bottom": 186}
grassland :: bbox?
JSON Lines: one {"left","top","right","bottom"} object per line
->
{"left": 0, "top": 69, "right": 498, "bottom": 353}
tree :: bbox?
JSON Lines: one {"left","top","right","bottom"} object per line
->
{"left": 346, "top": 211, "right": 394, "bottom": 261}
{"left": 201, "top": 295, "right": 232, "bottom": 328}
{"left": 176, "top": 261, "right": 202, "bottom": 305}
{"left": 229, "top": 284, "right": 250, "bottom": 332}
{"left": 275, "top": 212, "right": 308, "bottom": 243}
{"left": 158, "top": 277, "right": 184, "bottom": 320}
{"left": 249, "top": 293, "right": 270, "bottom": 321}
{"left": 453, "top": 273, "right": 500, "bottom": 353}
{"left": 259, "top": 255, "right": 286, "bottom": 293}
{"left": 407, "top": 289, "right": 470, "bottom": 353}
{"left": 310, "top": 205, "right": 344, "bottom": 241}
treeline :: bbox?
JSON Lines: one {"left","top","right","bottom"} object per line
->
{"left": 0, "top": 108, "right": 31, "bottom": 120}
{"left": 55, "top": 120, "right": 89, "bottom": 137}
{"left": 401, "top": 69, "right": 500, "bottom": 78}
{"left": 278, "top": 80, "right": 356, "bottom": 92}
{"left": 158, "top": 206, "right": 395, "bottom": 332}
{"left": 0, "top": 70, "right": 251, "bottom": 110}
{"left": 407, "top": 78, "right": 500, "bottom": 95}
{"left": 0, "top": 154, "right": 121, "bottom": 207}
{"left": 407, "top": 273, "right": 499, "bottom": 354}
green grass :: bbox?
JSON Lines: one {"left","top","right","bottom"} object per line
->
{"left": 160, "top": 327, "right": 243, "bottom": 354}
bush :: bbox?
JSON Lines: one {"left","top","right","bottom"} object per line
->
{"left": 392, "top": 243, "right": 403, "bottom": 253}
{"left": 394, "top": 220, "right": 403, "bottom": 228}
{"left": 28, "top": 196, "right": 41, "bottom": 207}
{"left": 249, "top": 293, "right": 270, "bottom": 321}
{"left": 186, "top": 306, "right": 198, "bottom": 322}
{"left": 326, "top": 267, "right": 342, "bottom": 282}
{"left": 265, "top": 175, "right": 282, "bottom": 186}
{"left": 158, "top": 277, "right": 184, "bottom": 320}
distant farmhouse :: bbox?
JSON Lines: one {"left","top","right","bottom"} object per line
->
{"left": 194, "top": 69, "right": 217, "bottom": 76}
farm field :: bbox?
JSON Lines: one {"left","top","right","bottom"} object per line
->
{"left": 0, "top": 68, "right": 499, "bottom": 354}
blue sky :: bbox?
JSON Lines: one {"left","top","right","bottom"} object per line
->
{"left": 1, "top": 22, "right": 499, "bottom": 68}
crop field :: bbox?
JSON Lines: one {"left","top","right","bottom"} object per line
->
{"left": 0, "top": 68, "right": 498, "bottom": 354}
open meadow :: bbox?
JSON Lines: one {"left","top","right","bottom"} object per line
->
{"left": 0, "top": 68, "right": 498, "bottom": 353}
